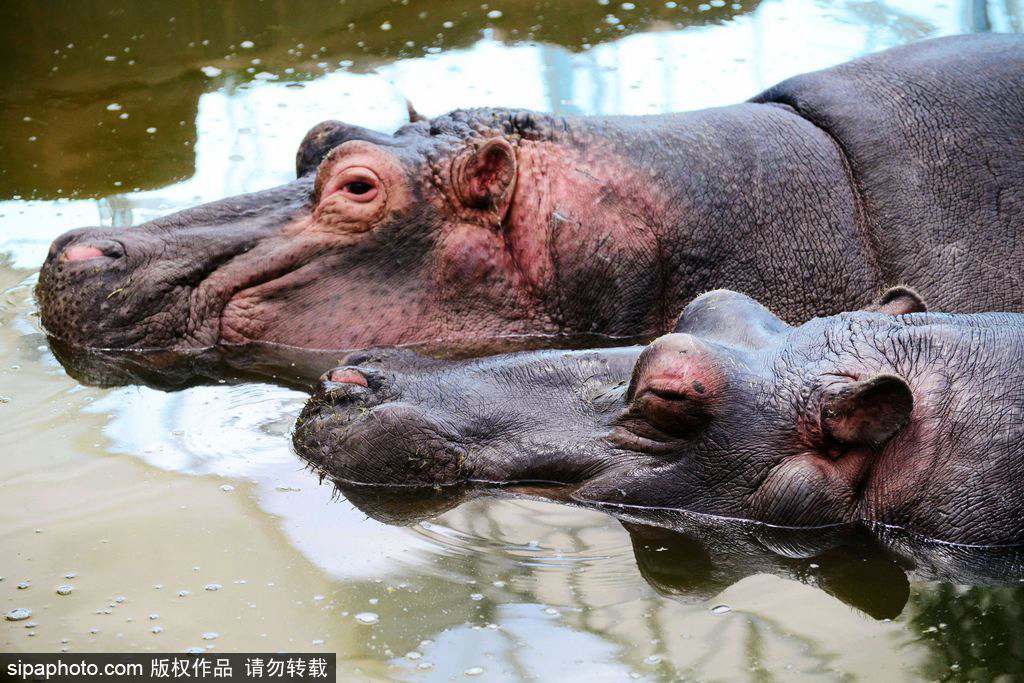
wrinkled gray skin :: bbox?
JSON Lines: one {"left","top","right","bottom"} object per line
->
{"left": 294, "top": 288, "right": 1024, "bottom": 546}
{"left": 37, "top": 34, "right": 1024, "bottom": 354}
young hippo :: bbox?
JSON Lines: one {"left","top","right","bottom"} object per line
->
{"left": 292, "top": 288, "right": 1024, "bottom": 546}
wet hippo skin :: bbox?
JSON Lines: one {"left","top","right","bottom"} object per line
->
{"left": 37, "top": 34, "right": 1024, "bottom": 355}
{"left": 294, "top": 288, "right": 1024, "bottom": 546}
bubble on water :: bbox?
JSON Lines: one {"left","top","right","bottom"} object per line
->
{"left": 380, "top": 22, "right": 392, "bottom": 30}
{"left": 312, "top": 639, "right": 324, "bottom": 646}
{"left": 146, "top": 127, "right": 157, "bottom": 134}
{"left": 56, "top": 584, "right": 74, "bottom": 596}
{"left": 154, "top": 584, "right": 164, "bottom": 590}
{"left": 114, "top": 596, "right": 125, "bottom": 604}
{"left": 442, "top": 20, "right": 454, "bottom": 28}
{"left": 201, "top": 631, "right": 219, "bottom": 640}
{"left": 106, "top": 103, "right": 122, "bottom": 111}
{"left": 621, "top": 1, "right": 636, "bottom": 8}
{"left": 464, "top": 667, "right": 484, "bottom": 676}
{"left": 368, "top": 598, "right": 379, "bottom": 605}
{"left": 152, "top": 626, "right": 163, "bottom": 634}
{"left": 543, "top": 607, "right": 559, "bottom": 615}
{"left": 240, "top": 40, "right": 255, "bottom": 49}
{"left": 354, "top": 612, "right": 379, "bottom": 625}
{"left": 200, "top": 66, "right": 222, "bottom": 78}
{"left": 710, "top": 604, "right": 732, "bottom": 615}
{"left": 219, "top": 485, "right": 234, "bottom": 492}
{"left": 64, "top": 572, "right": 77, "bottom": 579}
{"left": 149, "top": 614, "right": 160, "bottom": 620}
{"left": 104, "top": 55, "right": 117, "bottom": 62}
{"left": 178, "top": 590, "right": 190, "bottom": 597}
{"left": 17, "top": 581, "right": 30, "bottom": 590}
{"left": 418, "top": 662, "right": 434, "bottom": 670}
{"left": 204, "top": 583, "right": 222, "bottom": 592}
{"left": 492, "top": 581, "right": 506, "bottom": 588}
{"left": 406, "top": 651, "right": 422, "bottom": 660}
{"left": 470, "top": 593, "right": 484, "bottom": 601}
{"left": 184, "top": 647, "right": 204, "bottom": 654}
{"left": 487, "top": 10, "right": 502, "bottom": 18}
{"left": 5, "top": 609, "right": 31, "bottom": 622}
{"left": 89, "top": 628, "right": 99, "bottom": 634}
{"left": 644, "top": 654, "right": 662, "bottom": 665}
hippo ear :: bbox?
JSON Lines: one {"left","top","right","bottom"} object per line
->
{"left": 864, "top": 286, "right": 927, "bottom": 315}
{"left": 455, "top": 138, "right": 517, "bottom": 210}
{"left": 820, "top": 374, "right": 913, "bottom": 447}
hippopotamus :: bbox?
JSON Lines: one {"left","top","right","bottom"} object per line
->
{"left": 292, "top": 287, "right": 1024, "bottom": 546}
{"left": 37, "top": 34, "right": 1024, "bottom": 355}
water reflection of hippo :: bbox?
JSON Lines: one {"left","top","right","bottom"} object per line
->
{"left": 293, "top": 288, "right": 1024, "bottom": 546}
{"left": 328, "top": 479, "right": 1024, "bottom": 621}
{"left": 38, "top": 34, "right": 1024, "bottom": 355}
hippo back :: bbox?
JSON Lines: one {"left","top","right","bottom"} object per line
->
{"left": 752, "top": 34, "right": 1024, "bottom": 314}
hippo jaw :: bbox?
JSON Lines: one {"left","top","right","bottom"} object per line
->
{"left": 291, "top": 346, "right": 646, "bottom": 494}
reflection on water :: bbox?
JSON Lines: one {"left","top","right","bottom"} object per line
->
{"left": 2, "top": 0, "right": 1024, "bottom": 677}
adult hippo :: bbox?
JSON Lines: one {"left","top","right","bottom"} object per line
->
{"left": 37, "top": 34, "right": 1024, "bottom": 354}
{"left": 292, "top": 288, "right": 1024, "bottom": 546}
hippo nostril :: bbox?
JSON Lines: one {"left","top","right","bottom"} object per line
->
{"left": 327, "top": 367, "right": 368, "bottom": 387}
{"left": 62, "top": 245, "right": 106, "bottom": 262}
{"left": 59, "top": 240, "right": 125, "bottom": 264}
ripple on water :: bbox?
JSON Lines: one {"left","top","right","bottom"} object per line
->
{"left": 406, "top": 497, "right": 643, "bottom": 605}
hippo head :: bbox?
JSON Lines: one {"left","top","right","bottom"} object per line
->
{"left": 293, "top": 288, "right": 927, "bottom": 529}
{"left": 38, "top": 109, "right": 661, "bottom": 353}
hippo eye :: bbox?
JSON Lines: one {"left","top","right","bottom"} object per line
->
{"left": 320, "top": 165, "right": 382, "bottom": 205}
{"left": 344, "top": 181, "right": 374, "bottom": 195}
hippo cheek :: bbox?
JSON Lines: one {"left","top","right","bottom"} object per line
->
{"left": 220, "top": 257, "right": 437, "bottom": 350}
{"left": 433, "top": 224, "right": 530, "bottom": 314}
{"left": 748, "top": 454, "right": 868, "bottom": 527}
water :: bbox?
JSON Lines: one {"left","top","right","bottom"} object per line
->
{"left": 2, "top": 0, "right": 1024, "bottom": 679}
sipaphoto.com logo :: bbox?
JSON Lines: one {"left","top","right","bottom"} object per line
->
{"left": 5, "top": 657, "right": 142, "bottom": 680}
{"left": 0, "top": 653, "right": 336, "bottom": 682}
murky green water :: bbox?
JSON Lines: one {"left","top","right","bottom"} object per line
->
{"left": 3, "top": 1, "right": 1024, "bottom": 680}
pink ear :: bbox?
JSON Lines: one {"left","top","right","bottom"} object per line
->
{"left": 455, "top": 138, "right": 517, "bottom": 209}
{"left": 821, "top": 374, "right": 913, "bottom": 446}
{"left": 864, "top": 286, "right": 927, "bottom": 315}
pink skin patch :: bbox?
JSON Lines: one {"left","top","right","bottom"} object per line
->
{"left": 63, "top": 245, "right": 105, "bottom": 262}
{"left": 328, "top": 368, "right": 368, "bottom": 387}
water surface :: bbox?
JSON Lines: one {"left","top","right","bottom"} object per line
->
{"left": 2, "top": 1, "right": 1024, "bottom": 679}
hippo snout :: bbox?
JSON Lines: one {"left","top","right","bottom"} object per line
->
{"left": 294, "top": 365, "right": 472, "bottom": 488}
